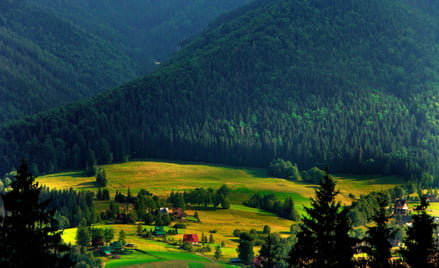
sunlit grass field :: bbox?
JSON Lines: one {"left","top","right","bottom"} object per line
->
{"left": 40, "top": 160, "right": 405, "bottom": 267}
{"left": 39, "top": 160, "right": 403, "bottom": 209}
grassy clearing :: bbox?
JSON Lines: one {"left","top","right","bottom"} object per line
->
{"left": 38, "top": 160, "right": 403, "bottom": 208}
{"left": 41, "top": 160, "right": 404, "bottom": 267}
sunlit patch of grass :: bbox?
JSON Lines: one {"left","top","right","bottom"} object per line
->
{"left": 45, "top": 160, "right": 405, "bottom": 267}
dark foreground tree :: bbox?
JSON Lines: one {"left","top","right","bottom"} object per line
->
{"left": 288, "top": 169, "right": 356, "bottom": 268}
{"left": 400, "top": 195, "right": 438, "bottom": 268}
{"left": 0, "top": 159, "right": 71, "bottom": 267}
{"left": 363, "top": 192, "right": 394, "bottom": 268}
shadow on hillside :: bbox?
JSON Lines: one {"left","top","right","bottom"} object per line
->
{"left": 75, "top": 181, "right": 97, "bottom": 188}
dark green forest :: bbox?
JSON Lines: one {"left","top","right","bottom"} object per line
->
{"left": 0, "top": 0, "right": 250, "bottom": 123}
{"left": 30, "top": 0, "right": 252, "bottom": 72}
{"left": 1, "top": 0, "right": 439, "bottom": 184}
{"left": 0, "top": 1, "right": 140, "bottom": 123}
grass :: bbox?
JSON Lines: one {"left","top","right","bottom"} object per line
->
{"left": 38, "top": 160, "right": 403, "bottom": 209}
{"left": 40, "top": 160, "right": 405, "bottom": 267}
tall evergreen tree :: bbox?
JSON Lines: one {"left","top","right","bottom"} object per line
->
{"left": 0, "top": 159, "right": 70, "bottom": 267}
{"left": 400, "top": 195, "right": 438, "bottom": 267}
{"left": 363, "top": 192, "right": 394, "bottom": 268}
{"left": 288, "top": 169, "right": 355, "bottom": 268}
{"left": 238, "top": 239, "right": 254, "bottom": 265}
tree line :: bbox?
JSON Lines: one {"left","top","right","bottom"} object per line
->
{"left": 168, "top": 185, "right": 231, "bottom": 209}
{"left": 242, "top": 169, "right": 439, "bottom": 267}
{"left": 0, "top": 0, "right": 438, "bottom": 184}
{"left": 0, "top": 160, "right": 101, "bottom": 267}
{"left": 245, "top": 193, "right": 299, "bottom": 221}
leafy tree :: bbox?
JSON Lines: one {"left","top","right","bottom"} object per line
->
{"left": 288, "top": 169, "right": 355, "bottom": 268}
{"left": 363, "top": 192, "right": 394, "bottom": 268}
{"left": 233, "top": 229, "right": 241, "bottom": 237}
{"left": 400, "top": 195, "right": 438, "bottom": 267}
{"left": 0, "top": 159, "right": 71, "bottom": 267}
{"left": 161, "top": 213, "right": 172, "bottom": 226}
{"left": 263, "top": 225, "right": 271, "bottom": 234}
{"left": 144, "top": 213, "right": 154, "bottom": 225}
{"left": 268, "top": 159, "right": 300, "bottom": 180}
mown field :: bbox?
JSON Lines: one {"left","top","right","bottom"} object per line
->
{"left": 38, "top": 160, "right": 406, "bottom": 267}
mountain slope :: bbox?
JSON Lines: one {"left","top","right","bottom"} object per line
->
{"left": 0, "top": 0, "right": 251, "bottom": 123}
{"left": 0, "top": 1, "right": 140, "bottom": 123}
{"left": 30, "top": 0, "right": 252, "bottom": 72}
{"left": 1, "top": 0, "right": 438, "bottom": 182}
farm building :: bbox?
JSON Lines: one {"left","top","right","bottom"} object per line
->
{"left": 394, "top": 199, "right": 408, "bottom": 215}
{"left": 153, "top": 226, "right": 165, "bottom": 237}
{"left": 172, "top": 207, "right": 187, "bottom": 218}
{"left": 183, "top": 234, "right": 199, "bottom": 245}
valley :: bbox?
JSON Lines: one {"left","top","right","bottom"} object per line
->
{"left": 38, "top": 160, "right": 407, "bottom": 267}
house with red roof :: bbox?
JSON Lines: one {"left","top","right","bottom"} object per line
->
{"left": 183, "top": 234, "right": 199, "bottom": 245}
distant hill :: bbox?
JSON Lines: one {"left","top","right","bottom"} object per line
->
{"left": 29, "top": 0, "right": 252, "bottom": 72}
{"left": 0, "top": 0, "right": 251, "bottom": 123}
{"left": 0, "top": 1, "right": 140, "bottom": 123}
{"left": 1, "top": 0, "right": 438, "bottom": 183}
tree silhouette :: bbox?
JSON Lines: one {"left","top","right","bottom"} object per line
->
{"left": 288, "top": 169, "right": 356, "bottom": 268}
{"left": 363, "top": 192, "right": 395, "bottom": 268}
{"left": 0, "top": 159, "right": 70, "bottom": 267}
{"left": 400, "top": 195, "right": 438, "bottom": 268}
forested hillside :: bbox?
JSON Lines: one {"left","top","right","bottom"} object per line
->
{"left": 30, "top": 0, "right": 252, "bottom": 72}
{"left": 0, "top": 0, "right": 251, "bottom": 123}
{"left": 0, "top": 1, "right": 140, "bottom": 123}
{"left": 1, "top": 0, "right": 438, "bottom": 184}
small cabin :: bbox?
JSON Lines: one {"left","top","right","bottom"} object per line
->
{"left": 160, "top": 207, "right": 169, "bottom": 214}
{"left": 172, "top": 207, "right": 187, "bottom": 218}
{"left": 183, "top": 234, "right": 199, "bottom": 245}
{"left": 153, "top": 226, "right": 165, "bottom": 237}
{"left": 394, "top": 199, "right": 409, "bottom": 215}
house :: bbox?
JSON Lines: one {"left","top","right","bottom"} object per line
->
{"left": 183, "top": 234, "right": 199, "bottom": 245}
{"left": 101, "top": 246, "right": 112, "bottom": 256}
{"left": 394, "top": 199, "right": 409, "bottom": 215}
{"left": 172, "top": 207, "right": 187, "bottom": 218}
{"left": 153, "top": 226, "right": 165, "bottom": 237}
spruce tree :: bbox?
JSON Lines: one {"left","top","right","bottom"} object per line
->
{"left": 363, "top": 192, "right": 394, "bottom": 268}
{"left": 0, "top": 159, "right": 70, "bottom": 267}
{"left": 288, "top": 169, "right": 355, "bottom": 268}
{"left": 214, "top": 245, "right": 223, "bottom": 260}
{"left": 400, "top": 195, "right": 438, "bottom": 267}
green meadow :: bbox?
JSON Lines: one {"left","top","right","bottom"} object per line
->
{"left": 39, "top": 160, "right": 405, "bottom": 267}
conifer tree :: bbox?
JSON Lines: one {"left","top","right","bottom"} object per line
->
{"left": 288, "top": 169, "right": 355, "bottom": 268}
{"left": 118, "top": 230, "right": 126, "bottom": 245}
{"left": 400, "top": 195, "right": 438, "bottom": 267}
{"left": 214, "top": 245, "right": 223, "bottom": 260}
{"left": 0, "top": 159, "right": 71, "bottom": 267}
{"left": 363, "top": 192, "right": 394, "bottom": 268}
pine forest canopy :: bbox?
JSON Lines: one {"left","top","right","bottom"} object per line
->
{"left": 29, "top": 0, "right": 252, "bottom": 72}
{"left": 1, "top": 0, "right": 439, "bottom": 183}
{"left": 0, "top": 0, "right": 251, "bottom": 123}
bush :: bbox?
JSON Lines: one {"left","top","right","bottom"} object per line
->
{"left": 173, "top": 223, "right": 186, "bottom": 229}
{"left": 233, "top": 229, "right": 241, "bottom": 237}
